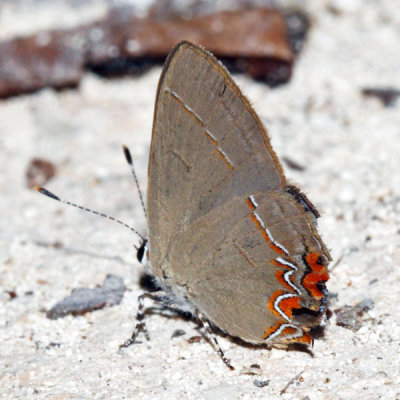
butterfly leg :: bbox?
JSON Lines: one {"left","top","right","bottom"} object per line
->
{"left": 119, "top": 292, "right": 234, "bottom": 370}
{"left": 119, "top": 291, "right": 165, "bottom": 349}
{"left": 195, "top": 309, "right": 234, "bottom": 370}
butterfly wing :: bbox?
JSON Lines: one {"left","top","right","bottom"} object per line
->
{"left": 147, "top": 41, "right": 330, "bottom": 344}
{"left": 148, "top": 41, "right": 285, "bottom": 271}
{"left": 170, "top": 189, "right": 330, "bottom": 344}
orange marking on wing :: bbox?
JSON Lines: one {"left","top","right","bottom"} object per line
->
{"left": 271, "top": 259, "right": 298, "bottom": 270}
{"left": 183, "top": 106, "right": 203, "bottom": 126}
{"left": 271, "top": 259, "right": 291, "bottom": 269}
{"left": 303, "top": 252, "right": 330, "bottom": 299}
{"left": 203, "top": 131, "right": 234, "bottom": 169}
{"left": 268, "top": 290, "right": 301, "bottom": 319}
{"left": 282, "top": 329, "right": 312, "bottom": 345}
{"left": 233, "top": 242, "right": 256, "bottom": 269}
{"left": 246, "top": 198, "right": 256, "bottom": 210}
{"left": 261, "top": 230, "right": 270, "bottom": 242}
{"left": 204, "top": 130, "right": 218, "bottom": 145}
{"left": 268, "top": 290, "right": 284, "bottom": 313}
{"left": 263, "top": 322, "right": 283, "bottom": 340}
{"left": 247, "top": 199, "right": 288, "bottom": 255}
{"left": 250, "top": 213, "right": 262, "bottom": 229}
{"left": 263, "top": 323, "right": 312, "bottom": 345}
{"left": 275, "top": 270, "right": 295, "bottom": 292}
{"left": 269, "top": 241, "right": 285, "bottom": 254}
{"left": 168, "top": 91, "right": 204, "bottom": 127}
{"left": 279, "top": 295, "right": 301, "bottom": 319}
{"left": 303, "top": 272, "right": 330, "bottom": 299}
{"left": 305, "top": 252, "right": 326, "bottom": 273}
{"left": 216, "top": 149, "right": 234, "bottom": 170}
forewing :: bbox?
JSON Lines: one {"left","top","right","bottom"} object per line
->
{"left": 147, "top": 41, "right": 285, "bottom": 274}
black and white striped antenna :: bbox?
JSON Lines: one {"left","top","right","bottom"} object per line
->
{"left": 34, "top": 145, "right": 147, "bottom": 242}
{"left": 34, "top": 186, "right": 145, "bottom": 242}
{"left": 123, "top": 145, "right": 146, "bottom": 218}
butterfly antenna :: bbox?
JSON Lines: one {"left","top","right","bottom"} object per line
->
{"left": 122, "top": 145, "right": 147, "bottom": 218}
{"left": 34, "top": 186, "right": 146, "bottom": 242}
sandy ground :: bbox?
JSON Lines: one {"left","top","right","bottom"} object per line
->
{"left": 1, "top": 1, "right": 400, "bottom": 399}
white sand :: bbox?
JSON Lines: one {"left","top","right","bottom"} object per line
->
{"left": 1, "top": 1, "right": 399, "bottom": 399}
